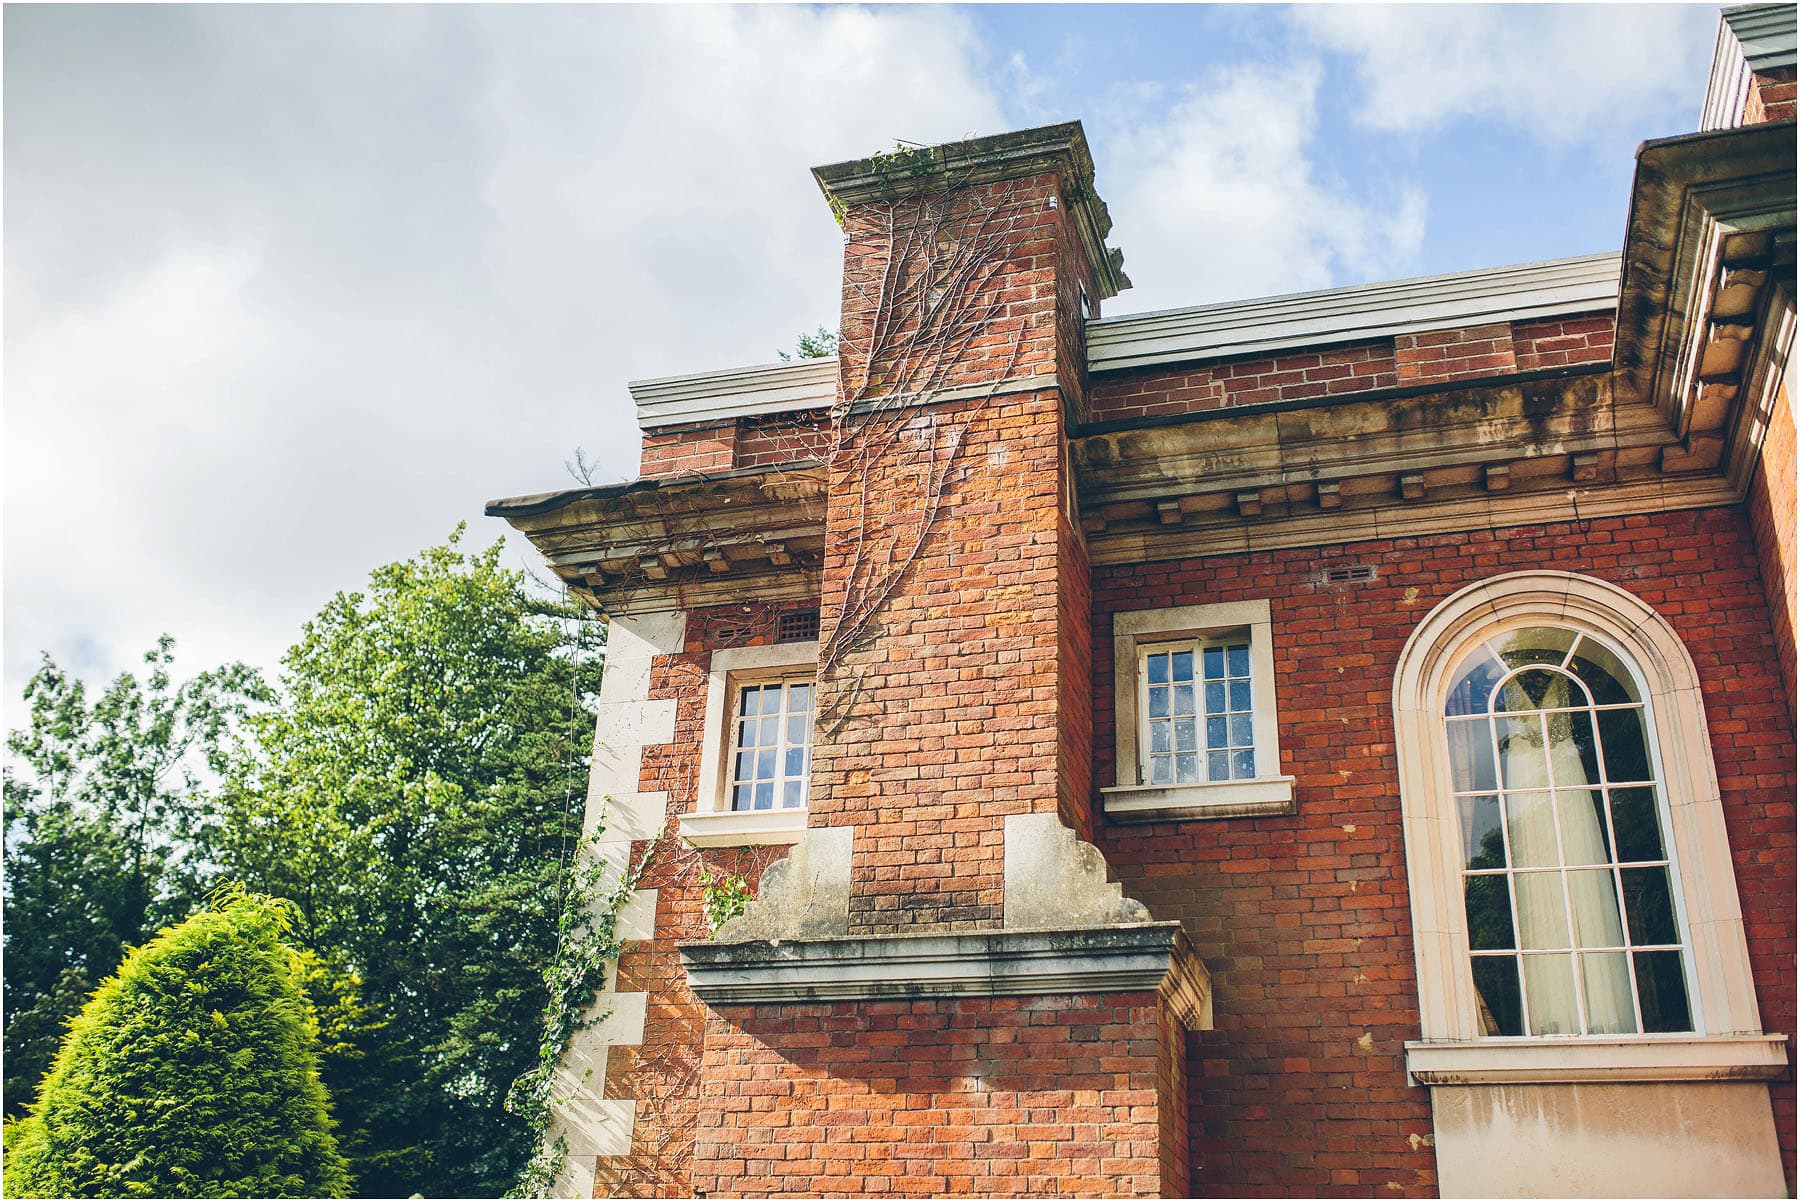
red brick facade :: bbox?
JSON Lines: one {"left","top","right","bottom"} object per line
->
{"left": 1095, "top": 506, "right": 1796, "bottom": 1194}
{"left": 492, "top": 59, "right": 1798, "bottom": 1195}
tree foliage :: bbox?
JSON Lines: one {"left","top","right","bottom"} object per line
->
{"left": 3, "top": 892, "right": 349, "bottom": 1199}
{"left": 776, "top": 325, "right": 839, "bottom": 361}
{"left": 3, "top": 642, "right": 268, "bottom": 1115}
{"left": 214, "top": 528, "right": 601, "bottom": 1196}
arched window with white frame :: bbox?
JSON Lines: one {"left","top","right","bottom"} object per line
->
{"left": 1444, "top": 625, "right": 1691, "bottom": 1038}
{"left": 1392, "top": 571, "right": 1785, "bottom": 1082}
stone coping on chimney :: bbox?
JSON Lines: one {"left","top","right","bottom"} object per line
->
{"left": 679, "top": 921, "right": 1212, "bottom": 1031}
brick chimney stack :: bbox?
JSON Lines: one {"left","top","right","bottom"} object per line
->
{"left": 680, "top": 126, "right": 1209, "bottom": 1199}
{"left": 803, "top": 124, "right": 1128, "bottom": 933}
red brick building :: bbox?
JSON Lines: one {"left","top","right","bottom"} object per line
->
{"left": 490, "top": 7, "right": 1796, "bottom": 1196}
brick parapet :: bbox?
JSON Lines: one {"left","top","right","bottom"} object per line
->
{"left": 1746, "top": 379, "right": 1796, "bottom": 716}
{"left": 1091, "top": 504, "right": 1796, "bottom": 1194}
{"left": 1087, "top": 314, "right": 1615, "bottom": 423}
{"left": 1747, "top": 65, "right": 1798, "bottom": 124}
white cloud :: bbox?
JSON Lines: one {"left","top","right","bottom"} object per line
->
{"left": 1291, "top": 4, "right": 1718, "bottom": 142}
{"left": 1099, "top": 62, "right": 1428, "bottom": 313}
{"left": 4, "top": 5, "right": 1008, "bottom": 699}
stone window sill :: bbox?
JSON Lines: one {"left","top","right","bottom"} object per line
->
{"left": 1101, "top": 776, "right": 1296, "bottom": 822}
{"left": 679, "top": 806, "right": 808, "bottom": 848}
{"left": 1403, "top": 1033, "right": 1790, "bottom": 1085}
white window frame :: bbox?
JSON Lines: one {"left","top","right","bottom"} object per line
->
{"left": 679, "top": 641, "right": 816, "bottom": 848}
{"left": 1393, "top": 571, "right": 1786, "bottom": 1084}
{"left": 1104, "top": 599, "right": 1295, "bottom": 822}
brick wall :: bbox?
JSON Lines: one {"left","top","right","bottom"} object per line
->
{"left": 642, "top": 421, "right": 736, "bottom": 477}
{"left": 1746, "top": 378, "right": 1796, "bottom": 716}
{"left": 1511, "top": 314, "right": 1616, "bottom": 372}
{"left": 688, "top": 993, "right": 1170, "bottom": 1198}
{"left": 1746, "top": 65, "right": 1798, "bottom": 124}
{"left": 1088, "top": 315, "right": 1615, "bottom": 425}
{"left": 736, "top": 411, "right": 832, "bottom": 469}
{"left": 1092, "top": 505, "right": 1796, "bottom": 1195}
{"left": 591, "top": 603, "right": 811, "bottom": 1198}
{"left": 810, "top": 392, "right": 1068, "bottom": 932}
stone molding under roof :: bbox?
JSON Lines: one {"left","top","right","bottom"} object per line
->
{"left": 811, "top": 121, "right": 1129, "bottom": 300}
{"left": 631, "top": 253, "right": 1621, "bottom": 431}
{"left": 1085, "top": 253, "right": 1620, "bottom": 374}
{"left": 1702, "top": 3, "right": 1799, "bottom": 130}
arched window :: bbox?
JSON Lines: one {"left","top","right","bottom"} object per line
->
{"left": 1393, "top": 572, "right": 1783, "bottom": 1081}
{"left": 1444, "top": 626, "right": 1691, "bottom": 1037}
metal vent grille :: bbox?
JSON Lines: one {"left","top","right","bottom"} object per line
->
{"left": 776, "top": 608, "right": 821, "bottom": 643}
{"left": 1322, "top": 564, "right": 1379, "bottom": 585}
{"left": 712, "top": 623, "right": 755, "bottom": 648}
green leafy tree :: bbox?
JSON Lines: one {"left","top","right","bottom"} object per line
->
{"left": 3, "top": 892, "right": 349, "bottom": 1198}
{"left": 776, "top": 325, "right": 839, "bottom": 361}
{"left": 215, "top": 528, "right": 600, "bottom": 1196}
{"left": 3, "top": 642, "right": 268, "bottom": 1115}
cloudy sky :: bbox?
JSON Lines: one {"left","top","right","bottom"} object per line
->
{"left": 4, "top": 3, "right": 1720, "bottom": 702}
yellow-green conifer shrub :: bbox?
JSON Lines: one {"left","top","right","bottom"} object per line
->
{"left": 4, "top": 893, "right": 350, "bottom": 1198}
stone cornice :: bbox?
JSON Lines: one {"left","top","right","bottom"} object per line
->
{"left": 486, "top": 462, "right": 826, "bottom": 610}
{"left": 680, "top": 922, "right": 1212, "bottom": 1031}
{"left": 811, "top": 122, "right": 1129, "bottom": 299}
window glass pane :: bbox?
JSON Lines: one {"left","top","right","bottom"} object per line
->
{"left": 1597, "top": 708, "right": 1652, "bottom": 784}
{"left": 1150, "top": 757, "right": 1172, "bottom": 786}
{"left": 1522, "top": 953, "right": 1579, "bottom": 1034}
{"left": 756, "top": 749, "right": 776, "bottom": 780}
{"left": 1172, "top": 684, "right": 1195, "bottom": 717}
{"left": 1229, "top": 680, "right": 1252, "bottom": 711}
{"left": 1496, "top": 716, "right": 1549, "bottom": 789}
{"left": 754, "top": 782, "right": 774, "bottom": 810}
{"left": 1146, "top": 653, "right": 1168, "bottom": 685}
{"left": 1458, "top": 795, "right": 1505, "bottom": 870}
{"left": 733, "top": 783, "right": 755, "bottom": 810}
{"left": 789, "top": 683, "right": 812, "bottom": 712}
{"left": 1471, "top": 957, "right": 1525, "bottom": 1035}
{"left": 1171, "top": 650, "right": 1193, "bottom": 681}
{"left": 1557, "top": 790, "right": 1612, "bottom": 866}
{"left": 784, "top": 747, "right": 806, "bottom": 777}
{"left": 735, "top": 751, "right": 755, "bottom": 780}
{"left": 1621, "top": 867, "right": 1679, "bottom": 945}
{"left": 742, "top": 686, "right": 766, "bottom": 716}
{"left": 1546, "top": 710, "right": 1601, "bottom": 787}
{"left": 1505, "top": 792, "right": 1560, "bottom": 868}
{"left": 760, "top": 715, "right": 779, "bottom": 745}
{"left": 1609, "top": 788, "right": 1665, "bottom": 862}
{"left": 1230, "top": 714, "right": 1254, "bottom": 747}
{"left": 1204, "top": 682, "right": 1226, "bottom": 713}
{"left": 787, "top": 714, "right": 810, "bottom": 744}
{"left": 1492, "top": 626, "right": 1578, "bottom": 669}
{"left": 1149, "top": 723, "right": 1171, "bottom": 753}
{"left": 1513, "top": 872, "right": 1569, "bottom": 947}
{"left": 738, "top": 718, "right": 756, "bottom": 748}
{"left": 1148, "top": 687, "right": 1169, "bottom": 719}
{"left": 1446, "top": 718, "right": 1497, "bottom": 793}
{"left": 1207, "top": 751, "right": 1229, "bottom": 780}
{"left": 1173, "top": 721, "right": 1197, "bottom": 752}
{"left": 1500, "top": 667, "right": 1575, "bottom": 711}
{"left": 1579, "top": 952, "right": 1637, "bottom": 1034}
{"left": 1447, "top": 650, "right": 1506, "bottom": 717}
{"left": 1203, "top": 647, "right": 1225, "bottom": 680}
{"left": 1567, "top": 870, "right": 1625, "bottom": 947}
{"left": 1464, "top": 875, "right": 1515, "bottom": 949}
{"left": 1205, "top": 716, "right": 1227, "bottom": 748}
{"left": 1634, "top": 951, "right": 1693, "bottom": 1033}
{"left": 1568, "top": 638, "right": 1640, "bottom": 705}
{"left": 1227, "top": 645, "right": 1250, "bottom": 677}
{"left": 782, "top": 779, "right": 805, "bottom": 808}
{"left": 1230, "top": 749, "right": 1255, "bottom": 779}
{"left": 1176, "top": 753, "right": 1200, "bottom": 783}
